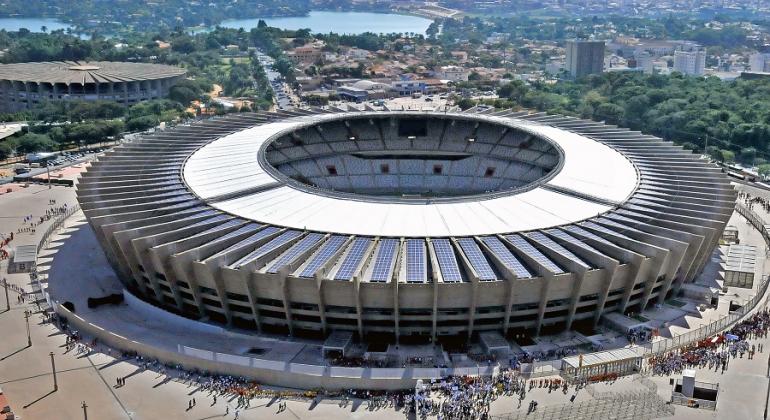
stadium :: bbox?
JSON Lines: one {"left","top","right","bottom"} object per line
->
{"left": 76, "top": 108, "right": 735, "bottom": 348}
{"left": 0, "top": 61, "right": 186, "bottom": 112}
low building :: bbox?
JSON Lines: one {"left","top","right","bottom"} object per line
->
{"left": 337, "top": 80, "right": 391, "bottom": 102}
{"left": 436, "top": 65, "right": 470, "bottom": 82}
{"left": 8, "top": 244, "right": 36, "bottom": 273}
{"left": 724, "top": 244, "right": 756, "bottom": 289}
{"left": 288, "top": 46, "right": 323, "bottom": 64}
{"left": 391, "top": 80, "right": 427, "bottom": 96}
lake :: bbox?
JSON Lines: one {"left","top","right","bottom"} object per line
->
{"left": 222, "top": 11, "right": 433, "bottom": 35}
{"left": 0, "top": 17, "right": 72, "bottom": 33}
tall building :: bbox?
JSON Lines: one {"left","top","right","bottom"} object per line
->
{"left": 565, "top": 40, "right": 605, "bottom": 79}
{"left": 750, "top": 53, "right": 770, "bottom": 73}
{"left": 634, "top": 51, "right": 655, "bottom": 74}
{"left": 673, "top": 50, "right": 706, "bottom": 76}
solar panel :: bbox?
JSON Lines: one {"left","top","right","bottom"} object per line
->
{"left": 231, "top": 230, "right": 301, "bottom": 268}
{"left": 562, "top": 225, "right": 615, "bottom": 246}
{"left": 546, "top": 229, "right": 607, "bottom": 258}
{"left": 432, "top": 239, "right": 463, "bottom": 282}
{"left": 185, "top": 214, "right": 231, "bottom": 229}
{"left": 528, "top": 231, "right": 591, "bottom": 269}
{"left": 179, "top": 209, "right": 218, "bottom": 221}
{"left": 580, "top": 221, "right": 631, "bottom": 239}
{"left": 370, "top": 238, "right": 398, "bottom": 282}
{"left": 188, "top": 219, "right": 243, "bottom": 239}
{"left": 595, "top": 218, "right": 642, "bottom": 236}
{"left": 480, "top": 236, "right": 532, "bottom": 278}
{"left": 504, "top": 234, "right": 564, "bottom": 274}
{"left": 457, "top": 238, "right": 496, "bottom": 281}
{"left": 267, "top": 233, "right": 325, "bottom": 274}
{"left": 213, "top": 226, "right": 279, "bottom": 260}
{"left": 298, "top": 235, "right": 347, "bottom": 278}
{"left": 335, "top": 237, "right": 372, "bottom": 280}
{"left": 406, "top": 239, "right": 426, "bottom": 283}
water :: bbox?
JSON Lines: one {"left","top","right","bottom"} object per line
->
{"left": 222, "top": 11, "right": 433, "bottom": 35}
{"left": 0, "top": 17, "right": 72, "bottom": 33}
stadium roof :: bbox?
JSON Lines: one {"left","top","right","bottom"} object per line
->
{"left": 183, "top": 111, "right": 639, "bottom": 237}
{"left": 0, "top": 61, "right": 186, "bottom": 84}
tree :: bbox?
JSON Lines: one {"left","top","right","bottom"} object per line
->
{"left": 169, "top": 85, "right": 200, "bottom": 104}
{"left": 0, "top": 142, "right": 14, "bottom": 160}
{"left": 719, "top": 149, "right": 735, "bottom": 164}
{"left": 594, "top": 103, "right": 624, "bottom": 125}
{"left": 126, "top": 116, "right": 159, "bottom": 131}
{"left": 758, "top": 164, "right": 770, "bottom": 179}
{"left": 456, "top": 98, "right": 476, "bottom": 110}
{"left": 15, "top": 133, "right": 54, "bottom": 153}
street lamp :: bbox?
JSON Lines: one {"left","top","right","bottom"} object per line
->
{"left": 3, "top": 278, "right": 9, "bottom": 311}
{"left": 24, "top": 310, "right": 31, "bottom": 347}
{"left": 50, "top": 352, "right": 58, "bottom": 391}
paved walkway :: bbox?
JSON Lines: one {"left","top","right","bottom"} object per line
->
{"left": 5, "top": 179, "right": 770, "bottom": 419}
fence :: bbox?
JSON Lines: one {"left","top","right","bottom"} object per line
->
{"left": 639, "top": 203, "right": 770, "bottom": 357}
{"left": 30, "top": 204, "right": 80, "bottom": 311}
{"left": 560, "top": 203, "right": 770, "bottom": 382}
{"left": 491, "top": 388, "right": 673, "bottom": 420}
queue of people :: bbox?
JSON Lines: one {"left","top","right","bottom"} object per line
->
{"left": 649, "top": 309, "right": 770, "bottom": 376}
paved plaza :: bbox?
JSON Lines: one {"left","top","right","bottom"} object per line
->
{"left": 1, "top": 170, "right": 770, "bottom": 419}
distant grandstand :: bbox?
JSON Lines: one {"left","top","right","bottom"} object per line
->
{"left": 0, "top": 61, "right": 185, "bottom": 112}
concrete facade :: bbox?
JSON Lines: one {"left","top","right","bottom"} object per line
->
{"left": 0, "top": 61, "right": 186, "bottom": 112}
{"left": 76, "top": 109, "right": 735, "bottom": 346}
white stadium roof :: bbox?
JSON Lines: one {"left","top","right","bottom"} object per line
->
{"left": 182, "top": 112, "right": 638, "bottom": 237}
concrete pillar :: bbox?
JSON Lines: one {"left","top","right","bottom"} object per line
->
{"left": 682, "top": 369, "right": 696, "bottom": 397}
{"left": 315, "top": 276, "right": 329, "bottom": 335}
{"left": 353, "top": 276, "right": 363, "bottom": 338}
{"left": 244, "top": 274, "right": 263, "bottom": 333}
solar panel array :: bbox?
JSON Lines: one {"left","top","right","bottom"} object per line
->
{"left": 480, "top": 236, "right": 532, "bottom": 278}
{"left": 528, "top": 231, "right": 591, "bottom": 269}
{"left": 546, "top": 228, "right": 607, "bottom": 258}
{"left": 596, "top": 218, "right": 641, "bottom": 236}
{"left": 505, "top": 234, "right": 564, "bottom": 274}
{"left": 214, "top": 226, "right": 279, "bottom": 260}
{"left": 581, "top": 221, "right": 632, "bottom": 239}
{"left": 370, "top": 238, "right": 398, "bottom": 282}
{"left": 406, "top": 239, "right": 427, "bottom": 283}
{"left": 267, "top": 233, "right": 325, "bottom": 274}
{"left": 562, "top": 225, "right": 614, "bottom": 246}
{"left": 432, "top": 239, "right": 463, "bottom": 282}
{"left": 298, "top": 235, "right": 347, "bottom": 278}
{"left": 194, "top": 219, "right": 243, "bottom": 238}
{"left": 457, "top": 238, "right": 496, "bottom": 281}
{"left": 335, "top": 237, "right": 372, "bottom": 280}
{"left": 232, "top": 230, "right": 301, "bottom": 268}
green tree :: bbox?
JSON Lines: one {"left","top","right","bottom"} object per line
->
{"left": 719, "top": 149, "right": 735, "bottom": 163}
{"left": 126, "top": 115, "right": 159, "bottom": 131}
{"left": 15, "top": 133, "right": 54, "bottom": 153}
{"left": 758, "top": 164, "right": 770, "bottom": 178}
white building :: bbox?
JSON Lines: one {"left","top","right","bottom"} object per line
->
{"left": 635, "top": 51, "right": 654, "bottom": 74}
{"left": 673, "top": 50, "right": 706, "bottom": 76}
{"left": 749, "top": 53, "right": 770, "bottom": 73}
{"left": 436, "top": 65, "right": 470, "bottom": 82}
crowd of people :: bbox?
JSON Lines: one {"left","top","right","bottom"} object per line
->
{"left": 739, "top": 191, "right": 770, "bottom": 213}
{"left": 406, "top": 371, "right": 575, "bottom": 420}
{"left": 16, "top": 203, "right": 68, "bottom": 235}
{"left": 649, "top": 309, "right": 770, "bottom": 376}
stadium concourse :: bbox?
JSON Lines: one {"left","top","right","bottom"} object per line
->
{"left": 3, "top": 105, "right": 766, "bottom": 419}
